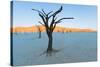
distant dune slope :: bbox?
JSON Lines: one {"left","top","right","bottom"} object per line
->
{"left": 11, "top": 25, "right": 96, "bottom": 33}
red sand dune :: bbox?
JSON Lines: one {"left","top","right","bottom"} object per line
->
{"left": 11, "top": 25, "right": 96, "bottom": 33}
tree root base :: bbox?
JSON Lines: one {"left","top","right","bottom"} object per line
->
{"left": 39, "top": 48, "right": 60, "bottom": 56}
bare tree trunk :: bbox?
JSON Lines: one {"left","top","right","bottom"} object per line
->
{"left": 39, "top": 31, "right": 41, "bottom": 38}
{"left": 47, "top": 32, "right": 53, "bottom": 52}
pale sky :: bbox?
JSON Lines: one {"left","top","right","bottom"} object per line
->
{"left": 12, "top": 1, "right": 97, "bottom": 30}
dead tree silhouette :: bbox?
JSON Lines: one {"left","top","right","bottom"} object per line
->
{"left": 36, "top": 25, "right": 41, "bottom": 38}
{"left": 32, "top": 6, "right": 74, "bottom": 53}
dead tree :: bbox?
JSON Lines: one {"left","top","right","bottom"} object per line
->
{"left": 36, "top": 25, "right": 41, "bottom": 38}
{"left": 32, "top": 6, "right": 74, "bottom": 53}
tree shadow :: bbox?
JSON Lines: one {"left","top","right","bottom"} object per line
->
{"left": 38, "top": 46, "right": 66, "bottom": 57}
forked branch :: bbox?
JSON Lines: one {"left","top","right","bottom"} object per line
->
{"left": 55, "top": 17, "right": 74, "bottom": 24}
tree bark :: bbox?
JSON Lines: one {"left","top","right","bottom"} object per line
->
{"left": 47, "top": 32, "right": 53, "bottom": 52}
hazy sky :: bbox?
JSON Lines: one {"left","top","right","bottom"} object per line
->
{"left": 12, "top": 1, "right": 97, "bottom": 30}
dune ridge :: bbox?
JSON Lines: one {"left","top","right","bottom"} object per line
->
{"left": 11, "top": 25, "right": 96, "bottom": 33}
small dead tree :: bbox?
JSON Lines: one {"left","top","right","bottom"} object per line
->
{"left": 32, "top": 6, "right": 74, "bottom": 53}
{"left": 36, "top": 25, "right": 41, "bottom": 38}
